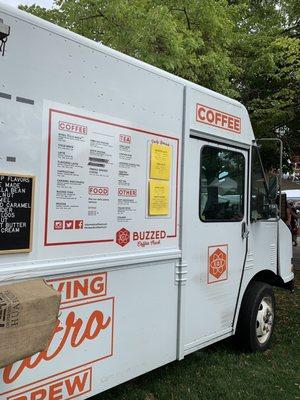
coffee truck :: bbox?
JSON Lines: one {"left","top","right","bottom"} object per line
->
{"left": 0, "top": 3, "right": 294, "bottom": 399}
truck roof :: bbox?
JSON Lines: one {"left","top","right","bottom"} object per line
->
{"left": 0, "top": 1, "right": 255, "bottom": 147}
{"left": 0, "top": 2, "right": 244, "bottom": 108}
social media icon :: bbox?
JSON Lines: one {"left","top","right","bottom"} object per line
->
{"left": 54, "top": 220, "right": 63, "bottom": 230}
{"left": 75, "top": 220, "right": 84, "bottom": 229}
{"left": 65, "top": 220, "right": 74, "bottom": 230}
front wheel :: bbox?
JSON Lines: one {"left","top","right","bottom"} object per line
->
{"left": 236, "top": 281, "right": 275, "bottom": 352}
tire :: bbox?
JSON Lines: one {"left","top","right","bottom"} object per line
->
{"left": 235, "top": 281, "right": 275, "bottom": 352}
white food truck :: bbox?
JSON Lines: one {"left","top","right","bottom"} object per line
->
{"left": 0, "top": 3, "right": 294, "bottom": 399}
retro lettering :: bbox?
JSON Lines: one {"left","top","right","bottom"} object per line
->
{"left": 196, "top": 104, "right": 241, "bottom": 134}
{"left": 3, "top": 310, "right": 111, "bottom": 384}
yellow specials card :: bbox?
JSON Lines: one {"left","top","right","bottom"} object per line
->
{"left": 149, "top": 180, "right": 170, "bottom": 216}
{"left": 150, "top": 143, "right": 172, "bottom": 181}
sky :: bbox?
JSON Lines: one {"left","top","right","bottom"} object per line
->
{"left": 1, "top": 0, "right": 54, "bottom": 8}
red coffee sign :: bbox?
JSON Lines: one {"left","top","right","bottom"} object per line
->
{"left": 58, "top": 121, "right": 87, "bottom": 135}
{"left": 196, "top": 104, "right": 241, "bottom": 134}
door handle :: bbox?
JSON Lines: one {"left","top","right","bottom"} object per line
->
{"left": 241, "top": 221, "right": 249, "bottom": 239}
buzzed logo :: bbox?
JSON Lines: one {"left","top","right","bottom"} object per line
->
{"left": 116, "top": 228, "right": 130, "bottom": 247}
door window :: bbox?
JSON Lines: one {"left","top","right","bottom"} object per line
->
{"left": 200, "top": 146, "right": 245, "bottom": 222}
{"left": 251, "top": 146, "right": 272, "bottom": 220}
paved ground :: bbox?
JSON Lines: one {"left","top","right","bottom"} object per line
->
{"left": 293, "top": 242, "right": 300, "bottom": 271}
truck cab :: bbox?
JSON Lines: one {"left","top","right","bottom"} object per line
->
{"left": 181, "top": 88, "right": 293, "bottom": 355}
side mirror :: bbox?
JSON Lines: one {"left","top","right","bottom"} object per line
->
{"left": 268, "top": 203, "right": 279, "bottom": 219}
{"left": 268, "top": 175, "right": 278, "bottom": 201}
{"left": 0, "top": 18, "right": 10, "bottom": 56}
{"left": 281, "top": 193, "right": 287, "bottom": 220}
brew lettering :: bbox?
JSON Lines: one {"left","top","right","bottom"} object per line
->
{"left": 9, "top": 369, "right": 91, "bottom": 400}
{"left": 3, "top": 310, "right": 111, "bottom": 384}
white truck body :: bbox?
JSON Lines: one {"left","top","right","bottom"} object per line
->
{"left": 0, "top": 3, "right": 293, "bottom": 399}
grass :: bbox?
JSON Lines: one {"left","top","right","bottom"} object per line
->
{"left": 92, "top": 271, "right": 299, "bottom": 400}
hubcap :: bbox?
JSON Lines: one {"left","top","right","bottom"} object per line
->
{"left": 256, "top": 296, "right": 274, "bottom": 344}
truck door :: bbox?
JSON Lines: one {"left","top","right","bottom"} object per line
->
{"left": 182, "top": 138, "right": 249, "bottom": 354}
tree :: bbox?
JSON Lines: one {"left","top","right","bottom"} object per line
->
{"left": 19, "top": 0, "right": 236, "bottom": 96}
{"left": 229, "top": 0, "right": 299, "bottom": 169}
{"left": 20, "top": 0, "right": 299, "bottom": 166}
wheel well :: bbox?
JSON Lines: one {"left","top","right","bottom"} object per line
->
{"left": 235, "top": 270, "right": 279, "bottom": 335}
{"left": 249, "top": 269, "right": 285, "bottom": 289}
{"left": 235, "top": 269, "right": 290, "bottom": 335}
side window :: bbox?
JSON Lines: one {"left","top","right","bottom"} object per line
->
{"left": 251, "top": 147, "right": 271, "bottom": 220}
{"left": 200, "top": 146, "right": 245, "bottom": 222}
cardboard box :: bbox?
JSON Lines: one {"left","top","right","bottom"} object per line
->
{"left": 0, "top": 279, "right": 61, "bottom": 368}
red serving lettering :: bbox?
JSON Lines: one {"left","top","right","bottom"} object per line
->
{"left": 50, "top": 275, "right": 106, "bottom": 301}
{"left": 73, "top": 279, "right": 89, "bottom": 298}
{"left": 90, "top": 276, "right": 105, "bottom": 294}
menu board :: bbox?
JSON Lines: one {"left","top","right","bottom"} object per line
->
{"left": 0, "top": 173, "right": 34, "bottom": 254}
{"left": 44, "top": 102, "right": 179, "bottom": 251}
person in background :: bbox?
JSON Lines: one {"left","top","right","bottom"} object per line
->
{"left": 287, "top": 201, "right": 299, "bottom": 246}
